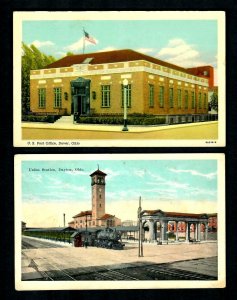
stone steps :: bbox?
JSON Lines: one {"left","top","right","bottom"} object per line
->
{"left": 56, "top": 115, "right": 74, "bottom": 124}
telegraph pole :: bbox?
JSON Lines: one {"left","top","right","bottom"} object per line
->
{"left": 138, "top": 196, "right": 143, "bottom": 257}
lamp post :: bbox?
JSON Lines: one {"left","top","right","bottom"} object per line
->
{"left": 122, "top": 79, "right": 129, "bottom": 131}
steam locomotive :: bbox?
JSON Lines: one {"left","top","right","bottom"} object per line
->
{"left": 74, "top": 227, "right": 124, "bottom": 250}
{"left": 94, "top": 227, "right": 124, "bottom": 250}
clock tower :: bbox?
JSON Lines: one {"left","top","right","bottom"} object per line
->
{"left": 90, "top": 168, "right": 107, "bottom": 224}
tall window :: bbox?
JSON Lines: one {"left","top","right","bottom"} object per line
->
{"left": 101, "top": 85, "right": 110, "bottom": 107}
{"left": 38, "top": 88, "right": 46, "bottom": 108}
{"left": 203, "top": 93, "right": 207, "bottom": 109}
{"left": 184, "top": 90, "right": 189, "bottom": 109}
{"left": 159, "top": 86, "right": 164, "bottom": 108}
{"left": 198, "top": 92, "right": 202, "bottom": 109}
{"left": 191, "top": 91, "right": 195, "bottom": 109}
{"left": 149, "top": 84, "right": 154, "bottom": 107}
{"left": 121, "top": 84, "right": 131, "bottom": 107}
{"left": 177, "top": 89, "right": 182, "bottom": 109}
{"left": 169, "top": 88, "right": 174, "bottom": 108}
{"left": 54, "top": 87, "right": 62, "bottom": 108}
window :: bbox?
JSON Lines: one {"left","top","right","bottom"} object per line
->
{"left": 121, "top": 84, "right": 131, "bottom": 107}
{"left": 38, "top": 88, "right": 46, "bottom": 108}
{"left": 184, "top": 90, "right": 189, "bottom": 109}
{"left": 177, "top": 89, "right": 182, "bottom": 109}
{"left": 159, "top": 86, "right": 164, "bottom": 108}
{"left": 169, "top": 88, "right": 174, "bottom": 108}
{"left": 191, "top": 91, "right": 195, "bottom": 109}
{"left": 149, "top": 84, "right": 154, "bottom": 107}
{"left": 198, "top": 92, "right": 202, "bottom": 109}
{"left": 54, "top": 87, "right": 62, "bottom": 108}
{"left": 203, "top": 93, "right": 207, "bottom": 109}
{"left": 101, "top": 85, "right": 110, "bottom": 107}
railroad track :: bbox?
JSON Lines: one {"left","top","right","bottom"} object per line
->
{"left": 28, "top": 259, "right": 77, "bottom": 281}
{"left": 145, "top": 265, "right": 217, "bottom": 280}
{"left": 92, "top": 269, "right": 139, "bottom": 281}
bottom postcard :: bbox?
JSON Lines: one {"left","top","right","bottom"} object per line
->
{"left": 15, "top": 153, "right": 225, "bottom": 290}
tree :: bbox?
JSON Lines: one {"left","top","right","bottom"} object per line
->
{"left": 66, "top": 51, "right": 74, "bottom": 56}
{"left": 21, "top": 43, "right": 56, "bottom": 114}
{"left": 209, "top": 92, "right": 218, "bottom": 112}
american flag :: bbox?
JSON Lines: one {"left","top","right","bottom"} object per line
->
{"left": 84, "top": 30, "right": 97, "bottom": 45}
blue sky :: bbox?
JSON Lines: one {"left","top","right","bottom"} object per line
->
{"left": 22, "top": 159, "right": 218, "bottom": 227}
{"left": 22, "top": 19, "right": 218, "bottom": 70}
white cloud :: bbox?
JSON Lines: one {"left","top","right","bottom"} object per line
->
{"left": 55, "top": 51, "right": 67, "bottom": 58}
{"left": 169, "top": 168, "right": 217, "bottom": 180}
{"left": 65, "top": 37, "right": 98, "bottom": 53}
{"left": 22, "top": 201, "right": 88, "bottom": 227}
{"left": 30, "top": 40, "right": 54, "bottom": 48}
{"left": 136, "top": 48, "right": 154, "bottom": 54}
{"left": 23, "top": 173, "right": 42, "bottom": 183}
{"left": 107, "top": 198, "right": 217, "bottom": 222}
{"left": 157, "top": 38, "right": 207, "bottom": 68}
{"left": 134, "top": 169, "right": 146, "bottom": 178}
{"left": 64, "top": 170, "right": 90, "bottom": 176}
{"left": 96, "top": 46, "right": 117, "bottom": 52}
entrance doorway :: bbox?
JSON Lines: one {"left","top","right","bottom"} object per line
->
{"left": 70, "top": 77, "right": 91, "bottom": 122}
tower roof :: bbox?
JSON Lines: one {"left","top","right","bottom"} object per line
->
{"left": 90, "top": 169, "right": 107, "bottom": 177}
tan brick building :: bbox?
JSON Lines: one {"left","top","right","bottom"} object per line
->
{"left": 68, "top": 168, "right": 121, "bottom": 229}
{"left": 30, "top": 49, "right": 214, "bottom": 123}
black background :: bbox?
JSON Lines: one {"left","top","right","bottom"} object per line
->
{"left": 0, "top": 0, "right": 237, "bottom": 299}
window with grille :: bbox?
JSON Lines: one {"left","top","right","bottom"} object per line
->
{"left": 169, "top": 88, "right": 174, "bottom": 108}
{"left": 191, "top": 91, "right": 196, "bottom": 109}
{"left": 177, "top": 89, "right": 182, "bottom": 109}
{"left": 198, "top": 92, "right": 202, "bottom": 109}
{"left": 38, "top": 88, "right": 46, "bottom": 108}
{"left": 203, "top": 93, "right": 207, "bottom": 109}
{"left": 149, "top": 84, "right": 154, "bottom": 107}
{"left": 54, "top": 87, "right": 62, "bottom": 108}
{"left": 121, "top": 84, "right": 131, "bottom": 107}
{"left": 185, "top": 90, "right": 189, "bottom": 109}
{"left": 101, "top": 85, "right": 110, "bottom": 107}
{"left": 159, "top": 86, "right": 164, "bottom": 108}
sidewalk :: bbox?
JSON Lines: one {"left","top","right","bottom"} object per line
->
{"left": 22, "top": 120, "right": 218, "bottom": 133}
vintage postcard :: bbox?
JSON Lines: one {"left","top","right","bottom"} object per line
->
{"left": 13, "top": 11, "right": 225, "bottom": 147}
{"left": 15, "top": 153, "right": 225, "bottom": 290}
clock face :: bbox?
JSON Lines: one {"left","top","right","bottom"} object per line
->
{"left": 99, "top": 188, "right": 102, "bottom": 192}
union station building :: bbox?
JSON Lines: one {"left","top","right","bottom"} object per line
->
{"left": 68, "top": 168, "right": 121, "bottom": 229}
{"left": 30, "top": 49, "right": 214, "bottom": 124}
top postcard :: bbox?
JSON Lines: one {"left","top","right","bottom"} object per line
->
{"left": 13, "top": 11, "right": 226, "bottom": 147}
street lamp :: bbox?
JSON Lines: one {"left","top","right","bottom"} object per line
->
{"left": 122, "top": 79, "right": 129, "bottom": 131}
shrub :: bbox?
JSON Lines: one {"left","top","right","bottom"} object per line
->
{"left": 22, "top": 114, "right": 60, "bottom": 123}
{"left": 167, "top": 232, "right": 176, "bottom": 239}
{"left": 77, "top": 115, "right": 166, "bottom": 125}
